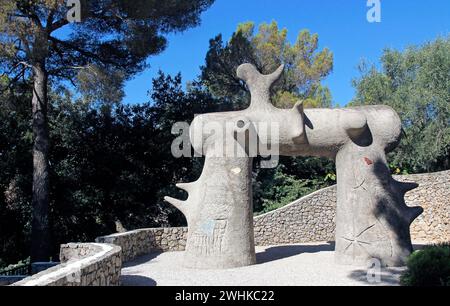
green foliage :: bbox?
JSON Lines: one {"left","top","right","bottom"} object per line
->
{"left": 352, "top": 37, "right": 450, "bottom": 173}
{"left": 254, "top": 165, "right": 333, "bottom": 215}
{"left": 201, "top": 20, "right": 333, "bottom": 109}
{"left": 0, "top": 72, "right": 222, "bottom": 264}
{"left": 0, "top": 0, "right": 215, "bottom": 100}
{"left": 0, "top": 0, "right": 216, "bottom": 262}
{"left": 388, "top": 162, "right": 410, "bottom": 175}
{"left": 253, "top": 157, "right": 335, "bottom": 214}
{"left": 0, "top": 83, "right": 33, "bottom": 266}
{"left": 400, "top": 243, "right": 450, "bottom": 286}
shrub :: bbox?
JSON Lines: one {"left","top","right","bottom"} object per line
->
{"left": 400, "top": 242, "right": 450, "bottom": 286}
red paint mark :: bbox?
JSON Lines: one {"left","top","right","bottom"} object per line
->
{"left": 364, "top": 157, "right": 373, "bottom": 165}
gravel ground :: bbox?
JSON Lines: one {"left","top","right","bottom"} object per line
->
{"left": 120, "top": 242, "right": 407, "bottom": 286}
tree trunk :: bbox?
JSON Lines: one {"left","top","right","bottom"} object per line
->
{"left": 30, "top": 61, "right": 51, "bottom": 263}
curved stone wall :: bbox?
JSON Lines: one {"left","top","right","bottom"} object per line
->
{"left": 98, "top": 170, "right": 449, "bottom": 261}
{"left": 12, "top": 243, "right": 121, "bottom": 286}
{"left": 96, "top": 227, "right": 187, "bottom": 262}
{"left": 399, "top": 171, "right": 450, "bottom": 242}
{"left": 253, "top": 186, "right": 337, "bottom": 245}
{"left": 253, "top": 170, "right": 449, "bottom": 245}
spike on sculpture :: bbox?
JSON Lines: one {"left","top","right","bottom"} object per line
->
{"left": 165, "top": 63, "right": 422, "bottom": 269}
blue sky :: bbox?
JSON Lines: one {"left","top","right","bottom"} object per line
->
{"left": 123, "top": 0, "right": 450, "bottom": 106}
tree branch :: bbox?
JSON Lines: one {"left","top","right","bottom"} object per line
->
{"left": 16, "top": 61, "right": 32, "bottom": 68}
{"left": 0, "top": 66, "right": 27, "bottom": 94}
{"left": 48, "top": 36, "right": 120, "bottom": 67}
{"left": 48, "top": 65, "right": 88, "bottom": 75}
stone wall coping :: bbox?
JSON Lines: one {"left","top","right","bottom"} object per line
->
{"left": 393, "top": 169, "right": 450, "bottom": 178}
{"left": 96, "top": 227, "right": 187, "bottom": 240}
{"left": 12, "top": 243, "right": 120, "bottom": 286}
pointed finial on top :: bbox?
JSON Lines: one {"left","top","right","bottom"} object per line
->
{"left": 236, "top": 63, "right": 285, "bottom": 108}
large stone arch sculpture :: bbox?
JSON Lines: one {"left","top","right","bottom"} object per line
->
{"left": 165, "top": 63, "right": 423, "bottom": 269}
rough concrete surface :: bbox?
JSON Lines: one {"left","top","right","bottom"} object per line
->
{"left": 121, "top": 242, "right": 409, "bottom": 286}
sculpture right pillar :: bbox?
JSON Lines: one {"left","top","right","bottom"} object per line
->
{"left": 288, "top": 104, "right": 423, "bottom": 266}
{"left": 333, "top": 106, "right": 423, "bottom": 266}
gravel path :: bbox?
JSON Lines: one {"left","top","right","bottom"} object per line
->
{"left": 120, "top": 242, "right": 407, "bottom": 286}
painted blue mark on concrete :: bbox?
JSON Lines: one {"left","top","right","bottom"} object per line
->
{"left": 201, "top": 220, "right": 216, "bottom": 237}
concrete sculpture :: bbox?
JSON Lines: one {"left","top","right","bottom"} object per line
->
{"left": 165, "top": 63, "right": 423, "bottom": 269}
{"left": 165, "top": 64, "right": 305, "bottom": 269}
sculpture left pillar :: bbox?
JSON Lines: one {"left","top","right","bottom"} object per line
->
{"left": 165, "top": 123, "right": 256, "bottom": 269}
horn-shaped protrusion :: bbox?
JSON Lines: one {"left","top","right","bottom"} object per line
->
{"left": 264, "top": 64, "right": 284, "bottom": 88}
{"left": 164, "top": 196, "right": 188, "bottom": 216}
{"left": 236, "top": 63, "right": 285, "bottom": 109}
{"left": 236, "top": 63, "right": 260, "bottom": 85}
{"left": 236, "top": 63, "right": 285, "bottom": 105}
{"left": 176, "top": 182, "right": 194, "bottom": 193}
{"left": 236, "top": 63, "right": 285, "bottom": 89}
{"left": 293, "top": 100, "right": 304, "bottom": 114}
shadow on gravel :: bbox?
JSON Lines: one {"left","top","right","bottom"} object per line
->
{"left": 347, "top": 244, "right": 428, "bottom": 285}
{"left": 122, "top": 252, "right": 163, "bottom": 268}
{"left": 347, "top": 267, "right": 405, "bottom": 286}
{"left": 121, "top": 275, "right": 157, "bottom": 286}
{"left": 256, "top": 242, "right": 335, "bottom": 264}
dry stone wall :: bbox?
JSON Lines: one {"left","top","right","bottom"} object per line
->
{"left": 12, "top": 243, "right": 121, "bottom": 286}
{"left": 96, "top": 227, "right": 187, "bottom": 262}
{"left": 254, "top": 170, "right": 449, "bottom": 245}
{"left": 399, "top": 171, "right": 450, "bottom": 243}
{"left": 253, "top": 186, "right": 337, "bottom": 245}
